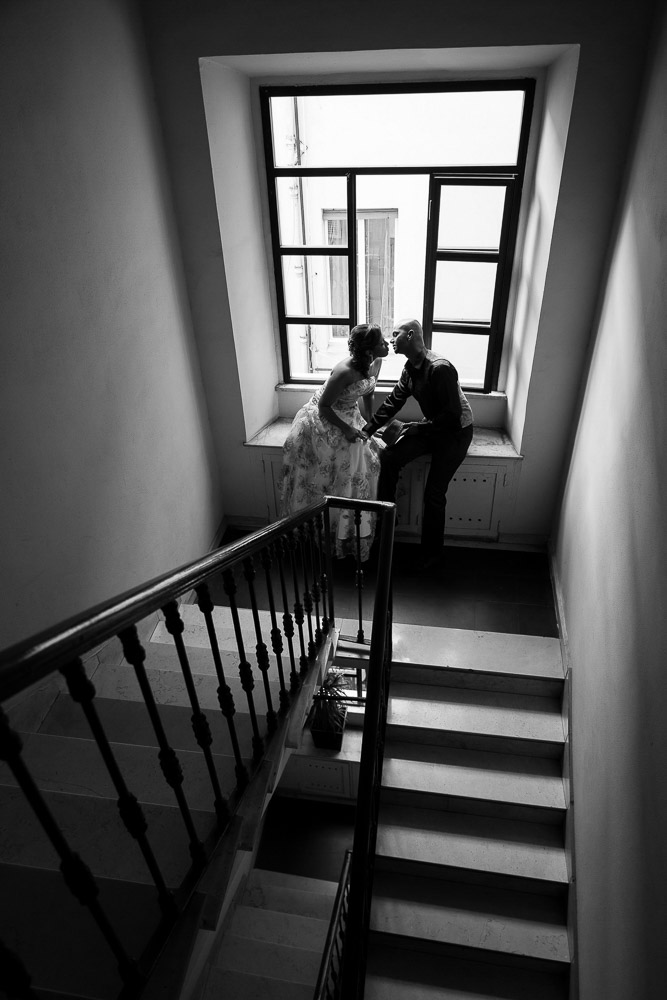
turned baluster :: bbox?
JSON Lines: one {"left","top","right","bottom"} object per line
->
{"left": 0, "top": 708, "right": 143, "bottom": 990}
{"left": 298, "top": 522, "right": 317, "bottom": 659}
{"left": 162, "top": 601, "right": 230, "bottom": 827}
{"left": 222, "top": 568, "right": 264, "bottom": 761}
{"left": 260, "top": 544, "right": 290, "bottom": 713}
{"left": 276, "top": 535, "right": 299, "bottom": 693}
{"left": 119, "top": 626, "right": 207, "bottom": 867}
{"left": 194, "top": 582, "right": 249, "bottom": 789}
{"left": 60, "top": 658, "right": 176, "bottom": 915}
{"left": 288, "top": 529, "right": 309, "bottom": 675}
{"left": 242, "top": 557, "right": 277, "bottom": 733}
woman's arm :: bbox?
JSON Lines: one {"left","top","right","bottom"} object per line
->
{"left": 360, "top": 358, "right": 382, "bottom": 423}
{"left": 318, "top": 364, "right": 366, "bottom": 441}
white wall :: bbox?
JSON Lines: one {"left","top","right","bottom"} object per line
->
{"left": 0, "top": 0, "right": 220, "bottom": 649}
{"left": 553, "top": 3, "right": 667, "bottom": 994}
{"left": 140, "top": 0, "right": 655, "bottom": 543}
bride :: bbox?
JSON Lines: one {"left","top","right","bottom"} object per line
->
{"left": 280, "top": 323, "right": 390, "bottom": 560}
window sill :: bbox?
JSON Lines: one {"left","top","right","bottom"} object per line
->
{"left": 245, "top": 417, "right": 521, "bottom": 460}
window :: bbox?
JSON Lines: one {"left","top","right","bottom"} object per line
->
{"left": 261, "top": 82, "right": 534, "bottom": 391}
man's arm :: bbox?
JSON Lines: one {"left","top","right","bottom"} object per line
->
{"left": 420, "top": 361, "right": 463, "bottom": 433}
{"left": 363, "top": 368, "right": 412, "bottom": 435}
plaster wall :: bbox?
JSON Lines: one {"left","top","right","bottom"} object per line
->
{"left": 553, "top": 3, "right": 667, "bottom": 994}
{"left": 140, "top": 0, "right": 655, "bottom": 540}
{"left": 0, "top": 0, "right": 220, "bottom": 649}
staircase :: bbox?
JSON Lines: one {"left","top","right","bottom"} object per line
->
{"left": 276, "top": 619, "right": 571, "bottom": 999}
{"left": 0, "top": 606, "right": 286, "bottom": 999}
{"left": 1, "top": 600, "right": 571, "bottom": 999}
{"left": 200, "top": 868, "right": 338, "bottom": 999}
{"left": 368, "top": 623, "right": 570, "bottom": 998}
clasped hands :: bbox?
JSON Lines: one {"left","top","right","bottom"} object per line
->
{"left": 361, "top": 421, "right": 416, "bottom": 445}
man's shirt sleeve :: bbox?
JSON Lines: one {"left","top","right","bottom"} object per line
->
{"left": 423, "top": 361, "right": 464, "bottom": 433}
{"left": 366, "top": 368, "right": 412, "bottom": 433}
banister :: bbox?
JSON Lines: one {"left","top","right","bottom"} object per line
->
{"left": 0, "top": 496, "right": 396, "bottom": 1000}
{"left": 0, "top": 498, "right": 394, "bottom": 702}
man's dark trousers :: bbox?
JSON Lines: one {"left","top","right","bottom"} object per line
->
{"left": 377, "top": 424, "right": 474, "bottom": 555}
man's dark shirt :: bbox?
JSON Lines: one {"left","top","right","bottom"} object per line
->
{"left": 366, "top": 350, "right": 474, "bottom": 438}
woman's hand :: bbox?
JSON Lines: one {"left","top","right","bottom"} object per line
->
{"left": 344, "top": 426, "right": 368, "bottom": 442}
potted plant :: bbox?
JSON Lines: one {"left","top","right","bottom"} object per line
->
{"left": 310, "top": 669, "right": 348, "bottom": 751}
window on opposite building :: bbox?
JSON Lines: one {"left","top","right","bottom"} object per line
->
{"left": 260, "top": 81, "right": 534, "bottom": 392}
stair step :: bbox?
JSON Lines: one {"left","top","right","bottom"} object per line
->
{"left": 0, "top": 862, "right": 161, "bottom": 999}
{"left": 136, "top": 638, "right": 288, "bottom": 699}
{"left": 390, "top": 662, "right": 563, "bottom": 698}
{"left": 215, "top": 932, "right": 323, "bottom": 986}
{"left": 381, "top": 744, "right": 565, "bottom": 823}
{"left": 0, "top": 730, "right": 238, "bottom": 812}
{"left": 244, "top": 869, "right": 337, "bottom": 919}
{"left": 387, "top": 684, "right": 564, "bottom": 757}
{"left": 87, "top": 660, "right": 278, "bottom": 723}
{"left": 202, "top": 967, "right": 314, "bottom": 1000}
{"left": 366, "top": 953, "right": 568, "bottom": 1000}
{"left": 243, "top": 880, "right": 336, "bottom": 921}
{"left": 157, "top": 603, "right": 274, "bottom": 647}
{"left": 370, "top": 871, "right": 569, "bottom": 966}
{"left": 40, "top": 692, "right": 258, "bottom": 760}
{"left": 387, "top": 623, "right": 563, "bottom": 682}
{"left": 376, "top": 802, "right": 568, "bottom": 891}
{"left": 228, "top": 904, "right": 329, "bottom": 952}
{"left": 0, "top": 784, "right": 215, "bottom": 885}
{"left": 246, "top": 867, "right": 338, "bottom": 897}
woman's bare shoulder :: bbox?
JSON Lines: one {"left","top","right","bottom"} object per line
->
{"left": 328, "top": 357, "right": 357, "bottom": 384}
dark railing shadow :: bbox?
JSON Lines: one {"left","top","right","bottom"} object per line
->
{"left": 0, "top": 498, "right": 395, "bottom": 1000}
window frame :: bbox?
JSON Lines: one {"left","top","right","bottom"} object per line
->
{"left": 260, "top": 80, "right": 535, "bottom": 392}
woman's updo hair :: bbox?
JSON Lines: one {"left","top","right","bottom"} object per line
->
{"left": 348, "top": 323, "right": 382, "bottom": 378}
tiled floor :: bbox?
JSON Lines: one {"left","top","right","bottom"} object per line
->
{"left": 217, "top": 530, "right": 558, "bottom": 638}
{"left": 247, "top": 537, "right": 559, "bottom": 885}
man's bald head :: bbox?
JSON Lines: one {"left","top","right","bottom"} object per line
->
{"left": 392, "top": 318, "right": 426, "bottom": 360}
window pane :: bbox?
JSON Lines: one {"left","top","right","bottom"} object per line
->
{"left": 434, "top": 261, "right": 496, "bottom": 324}
{"left": 270, "top": 90, "right": 525, "bottom": 168}
{"left": 282, "top": 255, "right": 349, "bottom": 317}
{"left": 287, "top": 323, "right": 350, "bottom": 378}
{"left": 276, "top": 176, "right": 347, "bottom": 246}
{"left": 356, "top": 174, "right": 428, "bottom": 331}
{"left": 438, "top": 185, "right": 507, "bottom": 251}
{"left": 431, "top": 330, "right": 489, "bottom": 388}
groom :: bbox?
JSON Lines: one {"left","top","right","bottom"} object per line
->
{"left": 363, "top": 319, "right": 474, "bottom": 571}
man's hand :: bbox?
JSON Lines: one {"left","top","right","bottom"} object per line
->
{"left": 345, "top": 426, "right": 368, "bottom": 442}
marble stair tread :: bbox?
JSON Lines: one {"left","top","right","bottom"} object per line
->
{"left": 366, "top": 942, "right": 569, "bottom": 999}
{"left": 87, "top": 660, "right": 279, "bottom": 725}
{"left": 0, "top": 731, "right": 239, "bottom": 811}
{"left": 387, "top": 685, "right": 564, "bottom": 747}
{"left": 376, "top": 803, "right": 568, "bottom": 885}
{"left": 339, "top": 620, "right": 563, "bottom": 679}
{"left": 40, "top": 691, "right": 258, "bottom": 760}
{"left": 202, "top": 967, "right": 313, "bottom": 1000}
{"left": 245, "top": 869, "right": 337, "bottom": 919}
{"left": 243, "top": 881, "right": 336, "bottom": 921}
{"left": 0, "top": 863, "right": 161, "bottom": 999}
{"left": 229, "top": 904, "right": 330, "bottom": 952}
{"left": 381, "top": 745, "right": 566, "bottom": 813}
{"left": 154, "top": 603, "right": 274, "bottom": 647}
{"left": 133, "top": 638, "right": 289, "bottom": 695}
{"left": 246, "top": 867, "right": 338, "bottom": 897}
{"left": 0, "top": 785, "right": 214, "bottom": 885}
{"left": 215, "top": 932, "right": 323, "bottom": 986}
{"left": 371, "top": 893, "right": 570, "bottom": 963}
